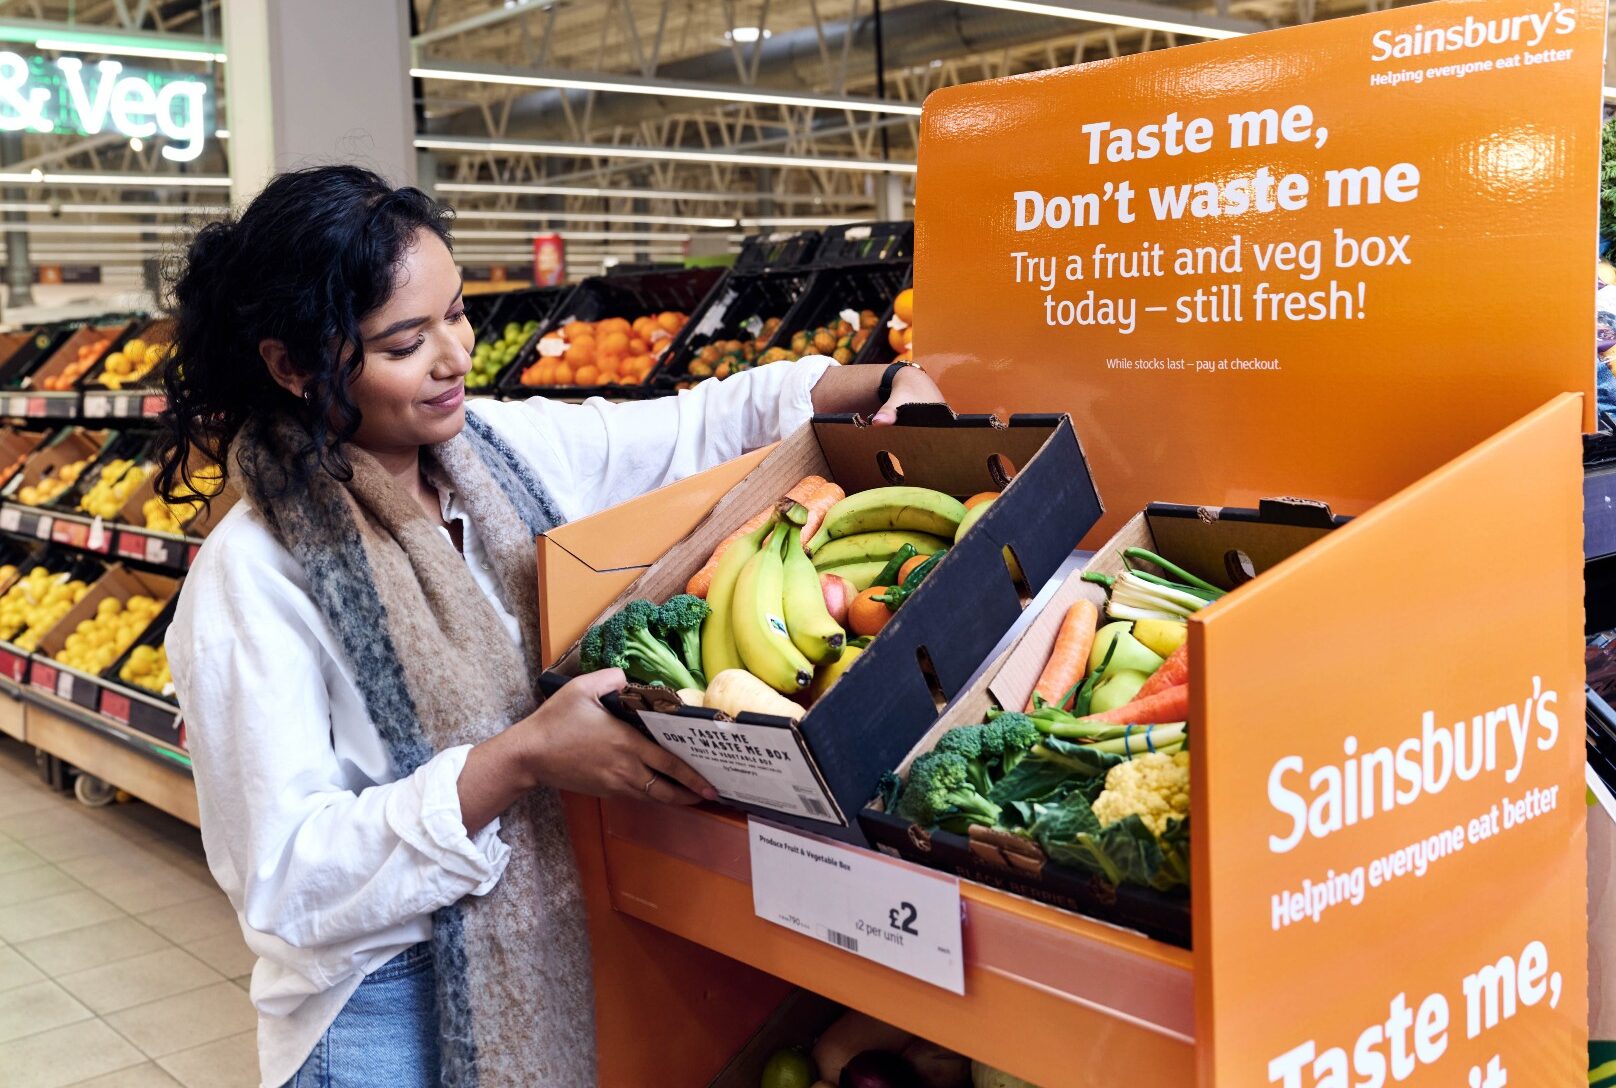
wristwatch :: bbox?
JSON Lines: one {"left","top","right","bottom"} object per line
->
{"left": 878, "top": 360, "right": 922, "bottom": 403}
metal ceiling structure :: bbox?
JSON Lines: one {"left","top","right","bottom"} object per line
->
{"left": 0, "top": 0, "right": 1605, "bottom": 276}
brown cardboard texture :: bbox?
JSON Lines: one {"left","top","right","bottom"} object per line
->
{"left": 0, "top": 428, "right": 48, "bottom": 489}
{"left": 858, "top": 498, "right": 1342, "bottom": 943}
{"left": 36, "top": 563, "right": 179, "bottom": 665}
{"left": 7, "top": 429, "right": 108, "bottom": 500}
{"left": 537, "top": 444, "right": 770, "bottom": 666}
{"left": 545, "top": 408, "right": 1100, "bottom": 843}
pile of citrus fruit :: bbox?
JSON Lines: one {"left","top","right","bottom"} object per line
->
{"left": 518, "top": 312, "right": 686, "bottom": 388}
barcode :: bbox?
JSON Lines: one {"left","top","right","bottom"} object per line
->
{"left": 799, "top": 795, "right": 828, "bottom": 817}
{"left": 827, "top": 928, "right": 859, "bottom": 952}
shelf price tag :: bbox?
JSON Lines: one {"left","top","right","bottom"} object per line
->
{"left": 747, "top": 819, "right": 964, "bottom": 994}
{"left": 82, "top": 394, "right": 109, "bottom": 418}
{"left": 0, "top": 507, "right": 19, "bottom": 533}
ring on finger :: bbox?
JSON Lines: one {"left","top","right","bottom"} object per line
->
{"left": 641, "top": 774, "right": 659, "bottom": 796}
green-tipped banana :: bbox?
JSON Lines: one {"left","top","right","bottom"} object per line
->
{"left": 812, "top": 486, "right": 968, "bottom": 546}
{"left": 810, "top": 530, "right": 951, "bottom": 570}
{"left": 701, "top": 516, "right": 777, "bottom": 681}
{"left": 732, "top": 526, "right": 814, "bottom": 693}
{"left": 781, "top": 526, "right": 845, "bottom": 665}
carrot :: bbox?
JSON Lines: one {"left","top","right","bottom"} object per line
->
{"left": 1135, "top": 644, "right": 1188, "bottom": 700}
{"left": 686, "top": 506, "right": 775, "bottom": 598}
{"left": 1080, "top": 683, "right": 1188, "bottom": 725}
{"left": 786, "top": 476, "right": 845, "bottom": 548}
{"left": 1026, "top": 599, "right": 1099, "bottom": 711}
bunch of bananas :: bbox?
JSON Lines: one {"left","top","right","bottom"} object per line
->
{"left": 699, "top": 486, "right": 969, "bottom": 699}
{"left": 54, "top": 595, "right": 162, "bottom": 674}
{"left": 0, "top": 569, "right": 91, "bottom": 649}
{"left": 142, "top": 464, "right": 223, "bottom": 534}
{"left": 17, "top": 459, "right": 88, "bottom": 507}
{"left": 100, "top": 338, "right": 171, "bottom": 390}
{"left": 119, "top": 643, "right": 171, "bottom": 695}
{"left": 79, "top": 459, "right": 148, "bottom": 521}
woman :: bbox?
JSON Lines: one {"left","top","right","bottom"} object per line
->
{"left": 159, "top": 165, "right": 943, "bottom": 1088}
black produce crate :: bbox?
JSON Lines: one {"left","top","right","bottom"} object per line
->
{"left": 860, "top": 806, "right": 1191, "bottom": 947}
{"left": 498, "top": 266, "right": 724, "bottom": 400}
{"left": 812, "top": 220, "right": 913, "bottom": 268}
{"left": 469, "top": 286, "right": 576, "bottom": 392}
{"left": 45, "top": 430, "right": 155, "bottom": 516}
{"left": 851, "top": 264, "right": 912, "bottom": 368}
{"left": 733, "top": 229, "right": 822, "bottom": 273}
{"left": 649, "top": 267, "right": 818, "bottom": 390}
{"left": 766, "top": 262, "right": 907, "bottom": 362}
{"left": 0, "top": 325, "right": 72, "bottom": 390}
{"left": 80, "top": 317, "right": 168, "bottom": 392}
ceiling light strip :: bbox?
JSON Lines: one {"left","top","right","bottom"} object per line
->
{"left": 416, "top": 136, "right": 917, "bottom": 174}
{"left": 945, "top": 0, "right": 1252, "bottom": 38}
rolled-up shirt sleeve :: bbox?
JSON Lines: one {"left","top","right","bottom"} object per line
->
{"left": 477, "top": 354, "right": 833, "bottom": 519}
{"left": 170, "top": 554, "right": 508, "bottom": 991}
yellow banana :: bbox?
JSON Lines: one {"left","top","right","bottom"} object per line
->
{"left": 732, "top": 526, "right": 814, "bottom": 693}
{"left": 781, "top": 526, "right": 845, "bottom": 665}
{"left": 811, "top": 530, "right": 951, "bottom": 570}
{"left": 808, "top": 486, "right": 968, "bottom": 549}
{"left": 700, "top": 516, "right": 776, "bottom": 681}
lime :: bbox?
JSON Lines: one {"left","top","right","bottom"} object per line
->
{"left": 760, "top": 1047, "right": 814, "bottom": 1088}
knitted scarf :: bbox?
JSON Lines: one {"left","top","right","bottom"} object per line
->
{"left": 234, "top": 412, "right": 595, "bottom": 1088}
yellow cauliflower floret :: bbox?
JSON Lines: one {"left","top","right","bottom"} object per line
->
{"left": 1090, "top": 750, "right": 1190, "bottom": 836}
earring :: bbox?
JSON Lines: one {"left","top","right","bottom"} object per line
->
{"left": 303, "top": 390, "right": 314, "bottom": 402}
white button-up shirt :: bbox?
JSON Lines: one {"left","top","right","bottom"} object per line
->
{"left": 167, "top": 359, "right": 831, "bottom": 1087}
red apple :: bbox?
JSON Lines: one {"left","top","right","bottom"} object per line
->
{"left": 819, "top": 572, "right": 854, "bottom": 626}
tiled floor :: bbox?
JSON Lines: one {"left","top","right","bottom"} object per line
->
{"left": 0, "top": 737, "right": 261, "bottom": 1087}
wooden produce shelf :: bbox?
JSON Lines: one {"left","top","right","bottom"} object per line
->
{"left": 598, "top": 799, "right": 1194, "bottom": 1087}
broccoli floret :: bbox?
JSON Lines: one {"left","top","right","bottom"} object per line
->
{"left": 933, "top": 725, "right": 992, "bottom": 794}
{"left": 987, "top": 712, "right": 1042, "bottom": 775}
{"left": 896, "top": 751, "right": 1002, "bottom": 833}
{"left": 591, "top": 601, "right": 702, "bottom": 692}
{"left": 654, "top": 594, "right": 710, "bottom": 685}
{"left": 579, "top": 624, "right": 606, "bottom": 673}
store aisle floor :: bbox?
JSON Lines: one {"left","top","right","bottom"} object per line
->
{"left": 0, "top": 737, "right": 261, "bottom": 1088}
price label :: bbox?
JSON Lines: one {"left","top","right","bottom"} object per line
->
{"left": 537, "top": 336, "right": 567, "bottom": 358}
{"left": 839, "top": 308, "right": 861, "bottom": 328}
{"left": 101, "top": 690, "right": 130, "bottom": 724}
{"left": 144, "top": 536, "right": 172, "bottom": 566}
{"left": 86, "top": 518, "right": 106, "bottom": 553}
{"left": 743, "top": 315, "right": 764, "bottom": 338}
{"left": 116, "top": 532, "right": 146, "bottom": 561}
{"left": 0, "top": 507, "right": 20, "bottom": 532}
{"left": 747, "top": 819, "right": 964, "bottom": 994}
{"left": 140, "top": 394, "right": 166, "bottom": 417}
{"left": 55, "top": 670, "right": 74, "bottom": 701}
{"left": 26, "top": 398, "right": 45, "bottom": 417}
{"left": 82, "top": 394, "right": 109, "bottom": 418}
{"left": 32, "top": 516, "right": 51, "bottom": 540}
{"left": 6, "top": 396, "right": 25, "bottom": 417}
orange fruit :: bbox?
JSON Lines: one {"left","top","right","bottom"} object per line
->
{"left": 617, "top": 371, "right": 642, "bottom": 385}
{"left": 888, "top": 326, "right": 907, "bottom": 352}
{"left": 628, "top": 337, "right": 649, "bottom": 355}
{"left": 572, "top": 364, "right": 600, "bottom": 386}
{"left": 656, "top": 311, "right": 683, "bottom": 333}
{"left": 963, "top": 491, "right": 999, "bottom": 509}
{"left": 601, "top": 317, "right": 631, "bottom": 336}
{"left": 563, "top": 321, "right": 592, "bottom": 339}
{"left": 563, "top": 342, "right": 592, "bottom": 367}
{"left": 553, "top": 362, "right": 574, "bottom": 385}
{"left": 600, "top": 330, "right": 629, "bottom": 353}
{"left": 520, "top": 366, "right": 543, "bottom": 386}
{"left": 896, "top": 555, "right": 930, "bottom": 584}
{"left": 595, "top": 354, "right": 620, "bottom": 377}
{"left": 893, "top": 288, "right": 914, "bottom": 324}
{"left": 847, "top": 587, "right": 893, "bottom": 637}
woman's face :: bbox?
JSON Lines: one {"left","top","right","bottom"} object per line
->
{"left": 346, "top": 229, "right": 473, "bottom": 456}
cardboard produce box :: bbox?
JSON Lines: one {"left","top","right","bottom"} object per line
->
{"left": 27, "top": 322, "right": 133, "bottom": 392}
{"left": 118, "top": 462, "right": 239, "bottom": 538}
{"left": 859, "top": 499, "right": 1346, "bottom": 946}
{"left": 0, "top": 428, "right": 48, "bottom": 490}
{"left": 4, "top": 428, "right": 110, "bottom": 507}
{"left": 30, "top": 563, "right": 178, "bottom": 711}
{"left": 542, "top": 405, "right": 1101, "bottom": 842}
{"left": 536, "top": 444, "right": 771, "bottom": 667}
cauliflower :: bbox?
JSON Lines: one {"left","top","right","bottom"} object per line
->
{"left": 1090, "top": 750, "right": 1190, "bottom": 835}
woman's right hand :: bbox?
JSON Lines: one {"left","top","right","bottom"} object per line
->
{"left": 520, "top": 669, "right": 718, "bottom": 807}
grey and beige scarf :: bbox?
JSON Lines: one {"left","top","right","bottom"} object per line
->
{"left": 234, "top": 411, "right": 595, "bottom": 1088}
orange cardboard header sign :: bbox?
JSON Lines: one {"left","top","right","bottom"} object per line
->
{"left": 1193, "top": 394, "right": 1587, "bottom": 1087}
{"left": 916, "top": 0, "right": 1603, "bottom": 540}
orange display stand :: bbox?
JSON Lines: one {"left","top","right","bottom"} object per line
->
{"left": 565, "top": 0, "right": 1600, "bottom": 1083}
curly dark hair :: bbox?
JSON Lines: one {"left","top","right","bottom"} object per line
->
{"left": 155, "top": 165, "right": 454, "bottom": 507}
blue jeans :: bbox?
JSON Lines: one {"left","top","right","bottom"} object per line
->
{"left": 282, "top": 944, "right": 440, "bottom": 1088}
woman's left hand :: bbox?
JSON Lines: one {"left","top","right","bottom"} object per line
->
{"left": 871, "top": 364, "right": 947, "bottom": 425}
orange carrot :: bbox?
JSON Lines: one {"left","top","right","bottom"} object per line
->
{"left": 686, "top": 506, "right": 774, "bottom": 597}
{"left": 1026, "top": 599, "right": 1099, "bottom": 711}
{"left": 1080, "top": 683, "right": 1188, "bottom": 725}
{"left": 1136, "top": 644, "right": 1188, "bottom": 700}
{"left": 786, "top": 476, "right": 845, "bottom": 548}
